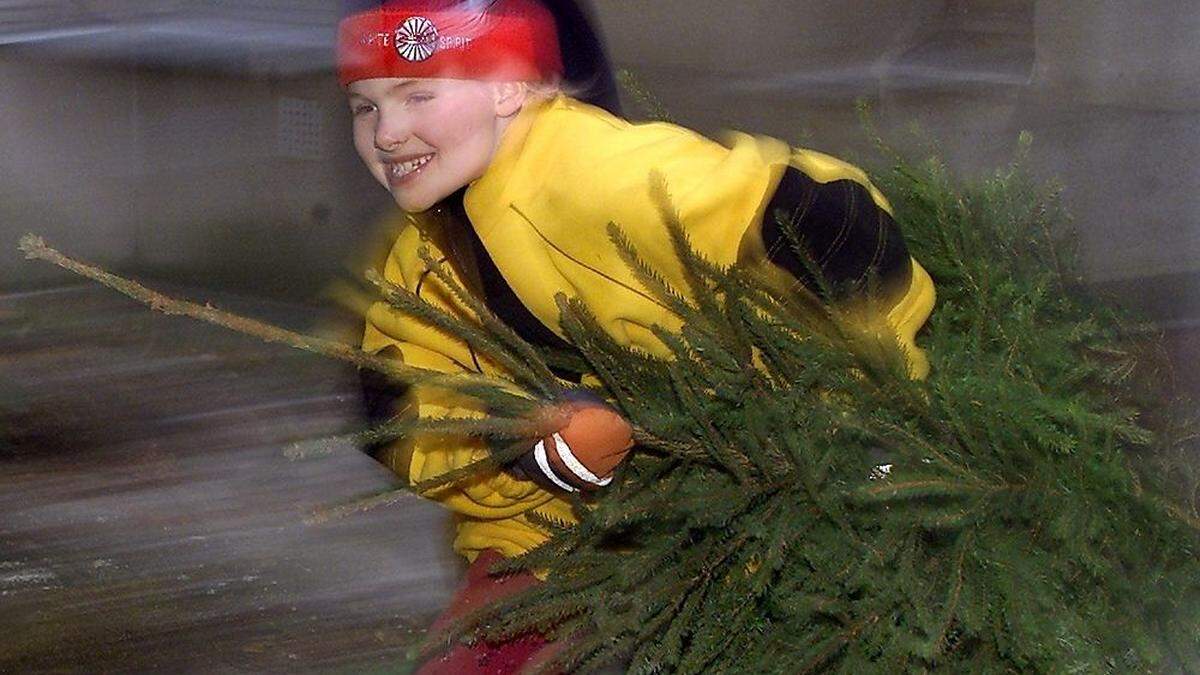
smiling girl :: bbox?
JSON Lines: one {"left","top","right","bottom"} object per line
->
{"left": 338, "top": 1, "right": 934, "bottom": 671}
{"left": 346, "top": 77, "right": 520, "bottom": 213}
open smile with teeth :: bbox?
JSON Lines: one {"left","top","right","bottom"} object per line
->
{"left": 389, "top": 153, "right": 434, "bottom": 180}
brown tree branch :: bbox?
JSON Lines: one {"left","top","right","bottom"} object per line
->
{"left": 17, "top": 234, "right": 516, "bottom": 395}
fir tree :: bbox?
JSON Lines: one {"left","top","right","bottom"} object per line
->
{"left": 21, "top": 135, "right": 1199, "bottom": 673}
{"left": 402, "top": 136, "right": 1200, "bottom": 673}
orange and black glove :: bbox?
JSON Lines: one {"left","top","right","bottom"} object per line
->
{"left": 510, "top": 390, "right": 634, "bottom": 493}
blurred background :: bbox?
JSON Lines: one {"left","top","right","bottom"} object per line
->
{"left": 1, "top": 0, "right": 1198, "bottom": 671}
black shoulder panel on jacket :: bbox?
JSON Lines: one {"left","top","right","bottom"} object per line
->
{"left": 761, "top": 166, "right": 911, "bottom": 301}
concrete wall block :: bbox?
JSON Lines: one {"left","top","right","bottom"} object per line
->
{"left": 1014, "top": 104, "right": 1200, "bottom": 281}
{"left": 0, "top": 58, "right": 142, "bottom": 288}
{"left": 594, "top": 0, "right": 943, "bottom": 75}
{"left": 1033, "top": 2, "right": 1200, "bottom": 110}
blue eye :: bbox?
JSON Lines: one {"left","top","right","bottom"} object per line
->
{"left": 408, "top": 93, "right": 434, "bottom": 105}
{"left": 351, "top": 102, "right": 376, "bottom": 116}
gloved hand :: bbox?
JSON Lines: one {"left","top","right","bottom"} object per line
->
{"left": 510, "top": 389, "right": 634, "bottom": 493}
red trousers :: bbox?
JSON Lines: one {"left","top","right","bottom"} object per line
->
{"left": 417, "top": 550, "right": 559, "bottom": 675}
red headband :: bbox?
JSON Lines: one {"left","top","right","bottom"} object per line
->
{"left": 337, "top": 0, "right": 563, "bottom": 87}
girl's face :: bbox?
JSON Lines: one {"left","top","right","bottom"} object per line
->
{"left": 347, "top": 77, "right": 515, "bottom": 213}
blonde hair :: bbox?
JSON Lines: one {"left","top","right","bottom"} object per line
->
{"left": 520, "top": 76, "right": 593, "bottom": 104}
{"left": 521, "top": 78, "right": 564, "bottom": 101}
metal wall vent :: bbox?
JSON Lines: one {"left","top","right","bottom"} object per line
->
{"left": 276, "top": 96, "right": 324, "bottom": 160}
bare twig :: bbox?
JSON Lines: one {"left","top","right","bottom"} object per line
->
{"left": 305, "top": 488, "right": 412, "bottom": 525}
{"left": 18, "top": 234, "right": 517, "bottom": 394}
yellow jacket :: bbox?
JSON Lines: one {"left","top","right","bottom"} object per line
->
{"left": 361, "top": 94, "right": 935, "bottom": 562}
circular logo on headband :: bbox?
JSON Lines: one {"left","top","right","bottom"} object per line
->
{"left": 395, "top": 16, "right": 438, "bottom": 62}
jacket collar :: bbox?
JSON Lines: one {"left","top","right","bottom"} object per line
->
{"left": 462, "top": 93, "right": 561, "bottom": 240}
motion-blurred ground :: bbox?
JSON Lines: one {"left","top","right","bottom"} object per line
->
{"left": 0, "top": 283, "right": 459, "bottom": 672}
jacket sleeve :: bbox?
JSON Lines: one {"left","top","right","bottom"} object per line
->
{"left": 361, "top": 220, "right": 554, "bottom": 519}
{"left": 739, "top": 148, "right": 935, "bottom": 379}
